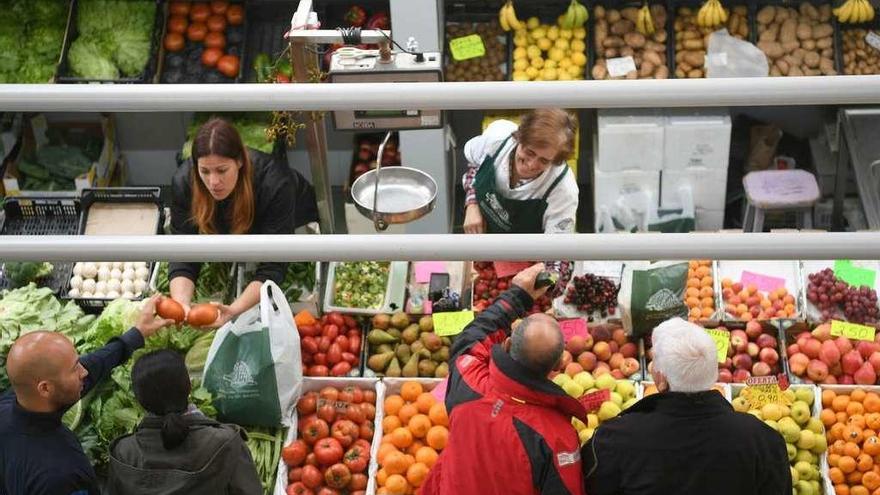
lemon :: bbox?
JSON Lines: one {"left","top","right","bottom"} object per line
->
{"left": 573, "top": 27, "right": 587, "bottom": 40}
{"left": 560, "top": 28, "right": 573, "bottom": 40}
{"left": 513, "top": 33, "right": 529, "bottom": 47}
{"left": 571, "top": 40, "right": 587, "bottom": 53}
{"left": 530, "top": 27, "right": 547, "bottom": 40}
{"left": 537, "top": 38, "right": 553, "bottom": 51}
{"left": 526, "top": 45, "right": 542, "bottom": 60}
{"left": 547, "top": 26, "right": 560, "bottom": 40}
{"left": 555, "top": 39, "right": 570, "bottom": 51}
{"left": 542, "top": 67, "right": 558, "bottom": 80}
{"left": 513, "top": 47, "right": 528, "bottom": 60}
{"left": 548, "top": 48, "right": 566, "bottom": 62}
{"left": 557, "top": 70, "right": 573, "bottom": 81}
{"left": 559, "top": 58, "right": 573, "bottom": 70}
{"left": 525, "top": 66, "right": 540, "bottom": 79}
{"left": 513, "top": 58, "right": 529, "bottom": 71}
{"left": 544, "top": 59, "right": 558, "bottom": 69}
{"left": 530, "top": 57, "right": 545, "bottom": 69}
{"left": 527, "top": 17, "right": 541, "bottom": 30}
{"left": 571, "top": 52, "right": 587, "bottom": 67}
{"left": 512, "top": 71, "right": 530, "bottom": 81}
{"left": 567, "top": 65, "right": 583, "bottom": 77}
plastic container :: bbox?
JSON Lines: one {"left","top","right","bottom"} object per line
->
{"left": 242, "top": 1, "right": 291, "bottom": 83}
{"left": 817, "top": 384, "right": 880, "bottom": 495}
{"left": 753, "top": 0, "right": 842, "bottom": 76}
{"left": 596, "top": 109, "right": 665, "bottom": 172}
{"left": 800, "top": 260, "right": 880, "bottom": 324}
{"left": 272, "top": 377, "right": 384, "bottom": 495}
{"left": 323, "top": 261, "right": 408, "bottom": 316}
{"left": 593, "top": 169, "right": 661, "bottom": 231}
{"left": 670, "top": 0, "right": 754, "bottom": 78}
{"left": 834, "top": 10, "right": 880, "bottom": 75}
{"left": 444, "top": 17, "right": 509, "bottom": 82}
{"left": 56, "top": 0, "right": 164, "bottom": 83}
{"left": 501, "top": 0, "right": 588, "bottom": 81}
{"left": 553, "top": 261, "right": 624, "bottom": 321}
{"left": 590, "top": 0, "right": 672, "bottom": 80}
{"left": 237, "top": 262, "right": 323, "bottom": 316}
{"left": 716, "top": 260, "right": 802, "bottom": 322}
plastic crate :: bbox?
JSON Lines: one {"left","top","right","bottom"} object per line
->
{"left": 0, "top": 196, "right": 81, "bottom": 294}
{"left": 63, "top": 187, "right": 163, "bottom": 312}
{"left": 243, "top": 1, "right": 290, "bottom": 82}
{"left": 753, "top": 0, "right": 842, "bottom": 76}
{"left": 56, "top": 0, "right": 164, "bottom": 83}
{"left": 670, "top": 0, "right": 754, "bottom": 79}
{"left": 323, "top": 262, "right": 408, "bottom": 316}
{"left": 590, "top": 0, "right": 673, "bottom": 80}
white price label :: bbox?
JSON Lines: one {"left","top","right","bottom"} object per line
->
{"left": 706, "top": 52, "right": 728, "bottom": 66}
{"left": 606, "top": 56, "right": 637, "bottom": 78}
{"left": 866, "top": 31, "right": 880, "bottom": 52}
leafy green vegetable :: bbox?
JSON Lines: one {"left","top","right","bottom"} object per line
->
{"left": 112, "top": 31, "right": 151, "bottom": 77}
{"left": 0, "top": 1, "right": 65, "bottom": 83}
{"left": 3, "top": 262, "right": 53, "bottom": 288}
{"left": 70, "top": 0, "right": 156, "bottom": 80}
{"left": 181, "top": 113, "right": 276, "bottom": 160}
{"left": 155, "top": 262, "right": 236, "bottom": 304}
{"left": 334, "top": 261, "right": 389, "bottom": 309}
{"left": 69, "top": 37, "right": 119, "bottom": 80}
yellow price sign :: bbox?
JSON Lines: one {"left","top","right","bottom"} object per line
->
{"left": 449, "top": 34, "right": 486, "bottom": 61}
{"left": 830, "top": 320, "right": 876, "bottom": 342}
{"left": 705, "top": 329, "right": 730, "bottom": 363}
{"left": 433, "top": 310, "right": 475, "bottom": 337}
{"left": 741, "top": 376, "right": 790, "bottom": 409}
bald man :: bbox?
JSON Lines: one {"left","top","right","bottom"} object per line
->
{"left": 421, "top": 264, "right": 589, "bottom": 495}
{"left": 0, "top": 295, "right": 174, "bottom": 495}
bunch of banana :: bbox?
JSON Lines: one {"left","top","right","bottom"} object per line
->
{"left": 636, "top": 3, "right": 655, "bottom": 35}
{"left": 834, "top": 0, "right": 875, "bottom": 23}
{"left": 499, "top": 1, "right": 524, "bottom": 32}
{"left": 697, "top": 0, "right": 729, "bottom": 27}
{"left": 560, "top": 0, "right": 589, "bottom": 29}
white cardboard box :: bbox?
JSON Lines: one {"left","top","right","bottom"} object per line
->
{"left": 596, "top": 109, "right": 664, "bottom": 172}
{"left": 660, "top": 167, "right": 728, "bottom": 211}
{"left": 663, "top": 109, "right": 732, "bottom": 171}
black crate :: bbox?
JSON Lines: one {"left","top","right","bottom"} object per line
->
{"left": 56, "top": 0, "right": 164, "bottom": 84}
{"left": 444, "top": 16, "right": 509, "bottom": 82}
{"left": 669, "top": 0, "right": 755, "bottom": 78}
{"left": 63, "top": 187, "right": 163, "bottom": 312}
{"left": 833, "top": 3, "right": 880, "bottom": 75}
{"left": 157, "top": 0, "right": 249, "bottom": 84}
{"left": 0, "top": 196, "right": 81, "bottom": 294}
{"left": 590, "top": 0, "right": 673, "bottom": 80}
{"left": 753, "top": 0, "right": 842, "bottom": 75}
{"left": 243, "top": 1, "right": 292, "bottom": 82}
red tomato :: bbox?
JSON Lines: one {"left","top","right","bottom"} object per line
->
{"left": 190, "top": 3, "right": 210, "bottom": 22}
{"left": 201, "top": 47, "right": 223, "bottom": 67}
{"left": 350, "top": 473, "right": 368, "bottom": 490}
{"left": 354, "top": 439, "right": 371, "bottom": 453}
{"left": 301, "top": 337, "right": 318, "bottom": 355}
{"left": 319, "top": 387, "right": 339, "bottom": 402}
{"left": 317, "top": 336, "right": 331, "bottom": 353}
{"left": 300, "top": 418, "right": 329, "bottom": 445}
{"left": 337, "top": 388, "right": 353, "bottom": 404}
{"left": 360, "top": 402, "right": 376, "bottom": 421}
{"left": 216, "top": 54, "right": 239, "bottom": 78}
{"left": 324, "top": 463, "right": 352, "bottom": 490}
{"left": 312, "top": 353, "right": 327, "bottom": 366}
{"left": 344, "top": 404, "right": 365, "bottom": 424}
{"left": 299, "top": 324, "right": 319, "bottom": 337}
{"left": 167, "top": 15, "right": 188, "bottom": 34}
{"left": 302, "top": 353, "right": 313, "bottom": 366}
{"left": 275, "top": 74, "right": 291, "bottom": 83}
{"left": 304, "top": 452, "right": 317, "bottom": 467}
{"left": 170, "top": 2, "right": 191, "bottom": 16}
{"left": 363, "top": 390, "right": 376, "bottom": 404}
{"left": 330, "top": 420, "right": 358, "bottom": 448}
{"left": 207, "top": 14, "right": 226, "bottom": 32}
{"left": 335, "top": 335, "right": 350, "bottom": 352}
{"left": 317, "top": 403, "right": 336, "bottom": 424}
{"left": 329, "top": 313, "right": 345, "bottom": 327}
{"left": 327, "top": 344, "right": 343, "bottom": 365}
{"left": 330, "top": 361, "right": 352, "bottom": 377}
{"left": 210, "top": 0, "right": 229, "bottom": 14}
{"left": 288, "top": 467, "right": 303, "bottom": 482}
{"left": 314, "top": 438, "right": 344, "bottom": 466}
{"left": 187, "top": 22, "right": 208, "bottom": 42}
{"left": 343, "top": 444, "right": 370, "bottom": 474}
{"left": 204, "top": 31, "right": 226, "bottom": 49}
{"left": 343, "top": 315, "right": 357, "bottom": 329}
{"left": 307, "top": 365, "right": 328, "bottom": 377}
{"left": 301, "top": 465, "right": 323, "bottom": 489}
{"left": 341, "top": 352, "right": 357, "bottom": 365}
{"left": 281, "top": 439, "right": 308, "bottom": 467}
{"left": 298, "top": 414, "right": 317, "bottom": 434}
{"left": 324, "top": 324, "right": 340, "bottom": 341}
{"left": 347, "top": 329, "right": 359, "bottom": 339}
{"left": 286, "top": 481, "right": 312, "bottom": 495}
{"left": 343, "top": 386, "right": 364, "bottom": 404}
{"left": 164, "top": 33, "right": 185, "bottom": 52}
{"left": 348, "top": 335, "right": 361, "bottom": 355}
{"left": 317, "top": 489, "right": 340, "bottom": 495}
{"left": 226, "top": 4, "right": 243, "bottom": 25}
{"left": 358, "top": 421, "right": 374, "bottom": 440}
{"left": 297, "top": 392, "right": 318, "bottom": 415}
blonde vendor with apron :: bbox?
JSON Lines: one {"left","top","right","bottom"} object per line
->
{"left": 462, "top": 108, "right": 579, "bottom": 292}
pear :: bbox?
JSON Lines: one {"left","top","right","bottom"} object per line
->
{"left": 391, "top": 311, "right": 411, "bottom": 330}
{"left": 421, "top": 332, "right": 443, "bottom": 352}
{"left": 411, "top": 341, "right": 425, "bottom": 355}
{"left": 431, "top": 347, "right": 450, "bottom": 363}
{"left": 386, "top": 328, "right": 402, "bottom": 340}
{"left": 396, "top": 344, "right": 412, "bottom": 364}
{"left": 402, "top": 353, "right": 420, "bottom": 378}
{"left": 434, "top": 362, "right": 449, "bottom": 378}
{"left": 418, "top": 359, "right": 437, "bottom": 377}
{"left": 367, "top": 329, "right": 399, "bottom": 345}
{"left": 375, "top": 344, "right": 394, "bottom": 354}
{"left": 372, "top": 313, "right": 391, "bottom": 330}
{"left": 402, "top": 324, "right": 421, "bottom": 344}
{"left": 419, "top": 315, "right": 434, "bottom": 333}
{"left": 368, "top": 351, "right": 395, "bottom": 372}
{"left": 386, "top": 357, "right": 401, "bottom": 377}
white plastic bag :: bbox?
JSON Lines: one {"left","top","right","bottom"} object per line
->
{"left": 706, "top": 29, "right": 769, "bottom": 78}
{"left": 647, "top": 187, "right": 696, "bottom": 233}
{"left": 203, "top": 280, "right": 302, "bottom": 427}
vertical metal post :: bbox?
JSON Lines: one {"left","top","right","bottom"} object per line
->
{"left": 832, "top": 109, "right": 849, "bottom": 232}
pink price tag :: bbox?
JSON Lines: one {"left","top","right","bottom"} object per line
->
{"left": 559, "top": 318, "right": 588, "bottom": 342}
{"left": 740, "top": 271, "right": 787, "bottom": 293}
{"left": 430, "top": 377, "right": 449, "bottom": 402}
{"left": 414, "top": 261, "right": 447, "bottom": 284}
{"left": 578, "top": 389, "right": 611, "bottom": 412}
{"left": 493, "top": 261, "right": 533, "bottom": 279}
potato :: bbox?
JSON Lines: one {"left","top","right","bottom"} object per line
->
{"left": 758, "top": 41, "right": 785, "bottom": 59}
{"left": 640, "top": 61, "right": 656, "bottom": 77}
{"left": 779, "top": 19, "right": 798, "bottom": 43}
{"left": 593, "top": 4, "right": 668, "bottom": 80}
{"left": 802, "top": 40, "right": 816, "bottom": 50}
{"left": 770, "top": 66, "right": 783, "bottom": 76}
{"left": 760, "top": 24, "right": 780, "bottom": 42}
{"left": 624, "top": 32, "right": 647, "bottom": 48}
{"left": 758, "top": 6, "right": 776, "bottom": 24}
{"left": 644, "top": 50, "right": 663, "bottom": 67}
{"left": 775, "top": 58, "right": 790, "bottom": 74}
{"left": 842, "top": 28, "right": 879, "bottom": 75}
{"left": 621, "top": 7, "right": 640, "bottom": 23}
{"left": 675, "top": 67, "right": 687, "bottom": 78}
{"left": 592, "top": 64, "right": 609, "bottom": 79}
{"left": 683, "top": 51, "right": 705, "bottom": 67}
{"left": 595, "top": 5, "right": 606, "bottom": 18}
{"left": 607, "top": 9, "right": 621, "bottom": 23}
{"left": 800, "top": 3, "right": 820, "bottom": 19}
{"left": 655, "top": 65, "right": 670, "bottom": 78}
{"left": 611, "top": 20, "right": 635, "bottom": 35}
{"left": 789, "top": 66, "right": 805, "bottom": 76}
{"left": 804, "top": 51, "right": 821, "bottom": 68}
{"left": 796, "top": 23, "right": 812, "bottom": 40}
{"left": 812, "top": 24, "right": 833, "bottom": 39}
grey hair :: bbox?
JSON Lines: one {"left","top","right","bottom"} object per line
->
{"left": 510, "top": 315, "right": 564, "bottom": 376}
{"left": 651, "top": 318, "right": 718, "bottom": 393}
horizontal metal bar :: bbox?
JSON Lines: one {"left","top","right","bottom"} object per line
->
{"left": 2, "top": 77, "right": 879, "bottom": 112}
{"left": 0, "top": 233, "right": 878, "bottom": 262}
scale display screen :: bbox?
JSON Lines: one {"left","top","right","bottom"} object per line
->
{"left": 355, "top": 110, "right": 420, "bottom": 118}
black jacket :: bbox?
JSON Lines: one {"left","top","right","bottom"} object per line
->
{"left": 169, "top": 149, "right": 318, "bottom": 286}
{"left": 0, "top": 328, "right": 145, "bottom": 495}
{"left": 582, "top": 390, "right": 792, "bottom": 495}
{"left": 108, "top": 413, "right": 261, "bottom": 495}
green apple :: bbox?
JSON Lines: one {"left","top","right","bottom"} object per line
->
{"left": 552, "top": 373, "right": 571, "bottom": 387}
{"left": 809, "top": 434, "right": 827, "bottom": 455}
{"left": 762, "top": 403, "right": 783, "bottom": 421}
{"left": 573, "top": 371, "right": 595, "bottom": 391}
{"left": 595, "top": 373, "right": 616, "bottom": 391}
{"left": 794, "top": 461, "right": 812, "bottom": 481}
{"left": 764, "top": 419, "right": 779, "bottom": 432}
{"left": 789, "top": 465, "right": 799, "bottom": 484}
{"left": 790, "top": 402, "right": 811, "bottom": 426}
{"left": 805, "top": 418, "right": 824, "bottom": 436}
{"left": 786, "top": 443, "right": 797, "bottom": 461}
{"left": 794, "top": 387, "right": 814, "bottom": 406}
{"left": 808, "top": 481, "right": 820, "bottom": 495}
{"left": 731, "top": 396, "right": 750, "bottom": 413}
{"left": 748, "top": 410, "right": 763, "bottom": 421}
{"left": 562, "top": 380, "right": 584, "bottom": 399}
{"left": 795, "top": 450, "right": 813, "bottom": 464}
{"left": 610, "top": 392, "right": 623, "bottom": 407}
{"left": 783, "top": 389, "right": 796, "bottom": 403}
{"left": 779, "top": 421, "right": 801, "bottom": 443}
{"left": 797, "top": 430, "right": 816, "bottom": 450}
{"left": 795, "top": 480, "right": 813, "bottom": 495}
{"left": 597, "top": 401, "right": 622, "bottom": 421}
{"left": 615, "top": 380, "right": 635, "bottom": 399}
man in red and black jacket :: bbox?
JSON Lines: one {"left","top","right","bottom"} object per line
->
{"left": 421, "top": 264, "right": 589, "bottom": 495}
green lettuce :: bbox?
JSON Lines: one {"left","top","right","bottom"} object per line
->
{"left": 73, "top": 0, "right": 156, "bottom": 80}
{"left": 112, "top": 31, "right": 151, "bottom": 77}
{"left": 69, "top": 37, "right": 119, "bottom": 80}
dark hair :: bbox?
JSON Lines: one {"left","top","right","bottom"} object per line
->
{"left": 509, "top": 316, "right": 564, "bottom": 376}
{"left": 513, "top": 108, "right": 577, "bottom": 164}
{"left": 132, "top": 350, "right": 192, "bottom": 450}
{"left": 190, "top": 118, "right": 255, "bottom": 234}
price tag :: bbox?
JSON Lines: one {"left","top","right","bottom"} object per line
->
{"left": 578, "top": 389, "right": 611, "bottom": 412}
{"left": 606, "top": 56, "right": 637, "bottom": 78}
{"left": 449, "top": 34, "right": 486, "bottom": 61}
{"left": 433, "top": 310, "right": 475, "bottom": 336}
{"left": 742, "top": 376, "right": 786, "bottom": 409}
{"left": 830, "top": 319, "right": 876, "bottom": 341}
{"left": 559, "top": 318, "right": 588, "bottom": 342}
{"left": 493, "top": 261, "right": 533, "bottom": 279}
{"left": 834, "top": 260, "right": 876, "bottom": 289}
{"left": 430, "top": 377, "right": 449, "bottom": 402}
{"left": 705, "top": 329, "right": 730, "bottom": 363}
{"left": 866, "top": 31, "right": 880, "bottom": 52}
{"left": 740, "top": 271, "right": 787, "bottom": 293}
{"left": 414, "top": 261, "right": 446, "bottom": 284}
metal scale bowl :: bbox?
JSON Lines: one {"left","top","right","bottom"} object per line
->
{"left": 351, "top": 131, "right": 437, "bottom": 231}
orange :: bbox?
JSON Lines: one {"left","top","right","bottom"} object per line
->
{"left": 841, "top": 455, "right": 859, "bottom": 474}
{"left": 686, "top": 297, "right": 700, "bottom": 307}
{"left": 867, "top": 471, "right": 880, "bottom": 491}
{"left": 701, "top": 276, "right": 713, "bottom": 287}
{"left": 839, "top": 412, "right": 851, "bottom": 425}
{"left": 830, "top": 453, "right": 842, "bottom": 467}
{"left": 846, "top": 425, "right": 865, "bottom": 444}
{"left": 832, "top": 424, "right": 847, "bottom": 442}
{"left": 406, "top": 440, "right": 425, "bottom": 456}
{"left": 385, "top": 395, "right": 405, "bottom": 416}
{"left": 853, "top": 487, "right": 870, "bottom": 495}
{"left": 699, "top": 286, "right": 714, "bottom": 298}
{"left": 415, "top": 393, "right": 437, "bottom": 414}
{"left": 860, "top": 453, "right": 875, "bottom": 472}
{"left": 721, "top": 278, "right": 733, "bottom": 288}
{"left": 866, "top": 393, "right": 880, "bottom": 413}
{"left": 701, "top": 307, "right": 714, "bottom": 318}
{"left": 869, "top": 413, "right": 880, "bottom": 431}
{"left": 853, "top": 389, "right": 868, "bottom": 403}
{"left": 409, "top": 414, "right": 432, "bottom": 439}
{"left": 401, "top": 382, "right": 424, "bottom": 402}
{"left": 867, "top": 436, "right": 880, "bottom": 456}
{"left": 824, "top": 389, "right": 838, "bottom": 407}
{"left": 851, "top": 414, "right": 868, "bottom": 429}
{"left": 378, "top": 443, "right": 399, "bottom": 464}
{"left": 845, "top": 442, "right": 862, "bottom": 458}
{"left": 835, "top": 485, "right": 849, "bottom": 495}
{"left": 835, "top": 395, "right": 853, "bottom": 413}
{"left": 415, "top": 446, "right": 439, "bottom": 468}
{"left": 398, "top": 404, "right": 419, "bottom": 425}
{"left": 384, "top": 451, "right": 410, "bottom": 475}
{"left": 849, "top": 401, "right": 866, "bottom": 417}
{"left": 391, "top": 427, "right": 414, "bottom": 449}
{"left": 700, "top": 297, "right": 714, "bottom": 307}
{"left": 383, "top": 415, "right": 403, "bottom": 433}
{"left": 377, "top": 487, "right": 390, "bottom": 495}
{"left": 834, "top": 439, "right": 848, "bottom": 455}
{"left": 867, "top": 428, "right": 878, "bottom": 440}
{"left": 823, "top": 409, "right": 839, "bottom": 427}
{"left": 686, "top": 287, "right": 700, "bottom": 298}
{"left": 406, "top": 462, "right": 430, "bottom": 488}
{"left": 848, "top": 470, "right": 864, "bottom": 485}
{"left": 426, "top": 425, "right": 449, "bottom": 451}
{"left": 429, "top": 402, "right": 449, "bottom": 427}
{"left": 830, "top": 466, "right": 846, "bottom": 484}
{"left": 384, "top": 474, "right": 409, "bottom": 494}
{"left": 687, "top": 278, "right": 700, "bottom": 288}
{"left": 696, "top": 265, "right": 710, "bottom": 278}
{"left": 376, "top": 467, "right": 390, "bottom": 486}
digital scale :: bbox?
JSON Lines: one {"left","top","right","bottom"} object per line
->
{"left": 329, "top": 50, "right": 443, "bottom": 131}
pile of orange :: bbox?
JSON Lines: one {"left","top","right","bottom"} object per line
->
{"left": 377, "top": 381, "right": 450, "bottom": 495}
{"left": 822, "top": 388, "right": 880, "bottom": 495}
{"left": 685, "top": 260, "right": 715, "bottom": 321}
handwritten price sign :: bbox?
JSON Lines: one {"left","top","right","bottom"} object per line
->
{"left": 433, "top": 310, "right": 475, "bottom": 336}
{"left": 742, "top": 376, "right": 788, "bottom": 409}
{"left": 578, "top": 389, "right": 611, "bottom": 412}
{"left": 449, "top": 34, "right": 486, "bottom": 61}
{"left": 705, "top": 329, "right": 730, "bottom": 363}
{"left": 830, "top": 320, "right": 876, "bottom": 342}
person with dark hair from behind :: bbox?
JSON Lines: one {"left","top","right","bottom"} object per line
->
{"left": 108, "top": 350, "right": 261, "bottom": 495}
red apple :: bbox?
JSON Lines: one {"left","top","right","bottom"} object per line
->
{"left": 733, "top": 369, "right": 751, "bottom": 383}
{"left": 620, "top": 342, "right": 638, "bottom": 359}
{"left": 610, "top": 369, "right": 625, "bottom": 379}
{"left": 565, "top": 362, "right": 583, "bottom": 377}
{"left": 756, "top": 333, "right": 777, "bottom": 350}
{"left": 733, "top": 353, "right": 753, "bottom": 371}
{"left": 787, "top": 343, "right": 801, "bottom": 357}
{"left": 759, "top": 347, "right": 779, "bottom": 366}
{"left": 822, "top": 375, "right": 838, "bottom": 384}
{"left": 745, "top": 321, "right": 763, "bottom": 339}
{"left": 566, "top": 336, "right": 587, "bottom": 356}
{"left": 577, "top": 351, "right": 598, "bottom": 372}
{"left": 718, "top": 368, "right": 733, "bottom": 383}
{"left": 802, "top": 339, "right": 822, "bottom": 359}
{"left": 819, "top": 340, "right": 841, "bottom": 366}
{"left": 730, "top": 330, "right": 748, "bottom": 352}
{"left": 747, "top": 342, "right": 760, "bottom": 358}
{"left": 753, "top": 361, "right": 772, "bottom": 376}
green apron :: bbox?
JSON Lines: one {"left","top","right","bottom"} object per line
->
{"left": 473, "top": 135, "right": 570, "bottom": 233}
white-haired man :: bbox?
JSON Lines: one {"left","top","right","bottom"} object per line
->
{"left": 582, "top": 317, "right": 791, "bottom": 495}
